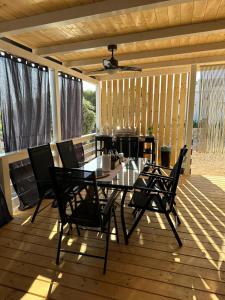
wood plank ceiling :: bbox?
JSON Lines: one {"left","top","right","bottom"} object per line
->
{"left": 1, "top": 0, "right": 225, "bottom": 78}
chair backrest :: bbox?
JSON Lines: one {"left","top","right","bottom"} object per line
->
{"left": 167, "top": 145, "right": 188, "bottom": 204}
{"left": 116, "top": 136, "right": 139, "bottom": 158}
{"left": 50, "top": 167, "right": 100, "bottom": 225}
{"left": 28, "top": 144, "right": 54, "bottom": 198}
{"left": 56, "top": 140, "right": 79, "bottom": 168}
{"left": 74, "top": 143, "right": 85, "bottom": 163}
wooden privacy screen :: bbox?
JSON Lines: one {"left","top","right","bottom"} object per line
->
{"left": 100, "top": 73, "right": 189, "bottom": 165}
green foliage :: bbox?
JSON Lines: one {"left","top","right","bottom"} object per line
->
{"left": 82, "top": 98, "right": 96, "bottom": 135}
{"left": 193, "top": 120, "right": 198, "bottom": 128}
{"left": 83, "top": 90, "right": 96, "bottom": 108}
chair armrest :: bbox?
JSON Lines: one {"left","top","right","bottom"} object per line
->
{"left": 145, "top": 162, "right": 173, "bottom": 171}
{"left": 140, "top": 172, "right": 174, "bottom": 181}
{"left": 135, "top": 185, "right": 174, "bottom": 196}
{"left": 101, "top": 189, "right": 120, "bottom": 217}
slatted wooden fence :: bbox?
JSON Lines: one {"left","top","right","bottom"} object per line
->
{"left": 100, "top": 72, "right": 189, "bottom": 164}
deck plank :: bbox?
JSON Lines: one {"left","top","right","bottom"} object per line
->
{"left": 0, "top": 175, "right": 225, "bottom": 299}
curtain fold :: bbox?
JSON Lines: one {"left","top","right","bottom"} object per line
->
{"left": 59, "top": 75, "right": 83, "bottom": 140}
{"left": 0, "top": 56, "right": 51, "bottom": 210}
{"left": 198, "top": 65, "right": 225, "bottom": 153}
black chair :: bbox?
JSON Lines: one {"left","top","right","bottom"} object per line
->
{"left": 28, "top": 144, "right": 56, "bottom": 223}
{"left": 0, "top": 185, "right": 12, "bottom": 227}
{"left": 57, "top": 140, "right": 86, "bottom": 168}
{"left": 123, "top": 145, "right": 188, "bottom": 247}
{"left": 74, "top": 143, "right": 85, "bottom": 165}
{"left": 116, "top": 136, "right": 139, "bottom": 158}
{"left": 56, "top": 140, "right": 79, "bottom": 168}
{"left": 50, "top": 167, "right": 119, "bottom": 273}
{"left": 136, "top": 145, "right": 188, "bottom": 192}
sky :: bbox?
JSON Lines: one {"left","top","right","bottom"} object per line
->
{"left": 83, "top": 81, "right": 96, "bottom": 91}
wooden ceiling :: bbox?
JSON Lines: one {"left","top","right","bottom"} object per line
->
{"left": 1, "top": 0, "right": 225, "bottom": 79}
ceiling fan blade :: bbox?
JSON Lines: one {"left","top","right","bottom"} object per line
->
{"left": 84, "top": 68, "right": 106, "bottom": 75}
{"left": 119, "top": 65, "right": 142, "bottom": 72}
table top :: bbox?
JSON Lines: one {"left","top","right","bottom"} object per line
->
{"left": 81, "top": 156, "right": 148, "bottom": 189}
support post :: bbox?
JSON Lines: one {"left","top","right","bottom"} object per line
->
{"left": 96, "top": 82, "right": 101, "bottom": 133}
{"left": 49, "top": 69, "right": 62, "bottom": 142}
{"left": 185, "top": 64, "right": 197, "bottom": 175}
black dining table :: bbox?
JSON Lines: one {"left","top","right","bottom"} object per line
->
{"left": 80, "top": 156, "right": 148, "bottom": 243}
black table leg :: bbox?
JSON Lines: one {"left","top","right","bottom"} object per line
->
{"left": 120, "top": 188, "right": 129, "bottom": 245}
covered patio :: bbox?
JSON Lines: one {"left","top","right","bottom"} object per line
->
{"left": 0, "top": 0, "right": 225, "bottom": 299}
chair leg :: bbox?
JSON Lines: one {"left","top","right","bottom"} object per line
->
{"left": 127, "top": 209, "right": 145, "bottom": 244}
{"left": 103, "top": 211, "right": 111, "bottom": 274}
{"left": 112, "top": 206, "right": 119, "bottom": 243}
{"left": 76, "top": 224, "right": 81, "bottom": 236}
{"left": 56, "top": 223, "right": 64, "bottom": 265}
{"left": 31, "top": 198, "right": 43, "bottom": 223}
{"left": 172, "top": 207, "right": 181, "bottom": 225}
{"left": 165, "top": 213, "right": 182, "bottom": 247}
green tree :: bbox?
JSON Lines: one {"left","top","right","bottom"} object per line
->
{"left": 82, "top": 98, "right": 96, "bottom": 134}
{"left": 83, "top": 90, "right": 96, "bottom": 108}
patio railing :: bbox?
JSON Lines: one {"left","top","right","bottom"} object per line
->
{"left": 0, "top": 133, "right": 96, "bottom": 215}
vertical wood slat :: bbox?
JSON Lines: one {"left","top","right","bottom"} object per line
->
{"left": 158, "top": 75, "right": 167, "bottom": 162}
{"left": 165, "top": 74, "right": 173, "bottom": 146}
{"left": 107, "top": 80, "right": 112, "bottom": 134}
{"left": 118, "top": 79, "right": 124, "bottom": 129}
{"left": 101, "top": 81, "right": 107, "bottom": 132}
{"left": 124, "top": 79, "right": 129, "bottom": 128}
{"left": 129, "top": 78, "right": 135, "bottom": 129}
{"left": 177, "top": 73, "right": 188, "bottom": 153}
{"left": 171, "top": 74, "right": 180, "bottom": 164}
{"left": 185, "top": 65, "right": 196, "bottom": 174}
{"left": 147, "top": 76, "right": 153, "bottom": 130}
{"left": 100, "top": 71, "right": 190, "bottom": 167}
{"left": 112, "top": 80, "right": 118, "bottom": 131}
{"left": 135, "top": 78, "right": 141, "bottom": 133}
{"left": 153, "top": 76, "right": 160, "bottom": 138}
{"left": 141, "top": 77, "right": 147, "bottom": 135}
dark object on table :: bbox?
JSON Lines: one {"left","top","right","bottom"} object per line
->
{"left": 0, "top": 185, "right": 13, "bottom": 227}
{"left": 50, "top": 167, "right": 119, "bottom": 274}
{"left": 28, "top": 144, "right": 56, "bottom": 223}
{"left": 123, "top": 145, "right": 187, "bottom": 247}
{"left": 95, "top": 168, "right": 110, "bottom": 179}
{"left": 111, "top": 159, "right": 119, "bottom": 170}
{"left": 161, "top": 146, "right": 171, "bottom": 167}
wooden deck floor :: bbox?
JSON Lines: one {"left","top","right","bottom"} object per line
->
{"left": 0, "top": 174, "right": 225, "bottom": 299}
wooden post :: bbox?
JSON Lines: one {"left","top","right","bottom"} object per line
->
{"left": 185, "top": 65, "right": 197, "bottom": 175}
{"left": 49, "top": 69, "right": 62, "bottom": 142}
{"left": 96, "top": 82, "right": 101, "bottom": 133}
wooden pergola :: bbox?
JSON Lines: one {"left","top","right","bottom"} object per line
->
{"left": 0, "top": 1, "right": 225, "bottom": 299}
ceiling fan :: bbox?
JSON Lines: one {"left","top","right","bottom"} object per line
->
{"left": 88, "top": 44, "right": 142, "bottom": 74}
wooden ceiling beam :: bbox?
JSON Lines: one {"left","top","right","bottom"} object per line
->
{"left": 0, "top": 40, "right": 98, "bottom": 84}
{"left": 0, "top": 0, "right": 190, "bottom": 36}
{"left": 90, "top": 54, "right": 225, "bottom": 78}
{"left": 36, "top": 19, "right": 225, "bottom": 56}
{"left": 64, "top": 41, "right": 225, "bottom": 68}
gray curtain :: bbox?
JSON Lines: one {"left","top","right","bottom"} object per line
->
{"left": 0, "top": 54, "right": 51, "bottom": 210}
{"left": 59, "top": 75, "right": 83, "bottom": 140}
